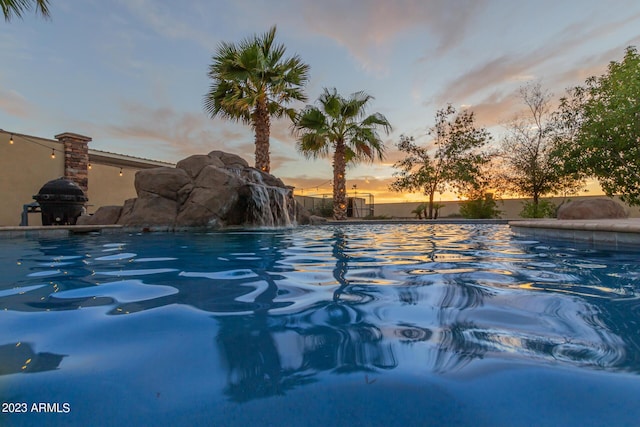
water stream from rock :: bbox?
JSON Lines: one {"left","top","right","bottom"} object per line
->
{"left": 246, "top": 184, "right": 295, "bottom": 228}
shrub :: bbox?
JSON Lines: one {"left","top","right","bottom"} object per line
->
{"left": 459, "top": 193, "right": 501, "bottom": 219}
{"left": 309, "top": 199, "right": 334, "bottom": 217}
{"left": 411, "top": 203, "right": 427, "bottom": 219}
{"left": 520, "top": 200, "right": 556, "bottom": 218}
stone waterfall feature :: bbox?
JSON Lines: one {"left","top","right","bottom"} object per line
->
{"left": 79, "top": 151, "right": 309, "bottom": 229}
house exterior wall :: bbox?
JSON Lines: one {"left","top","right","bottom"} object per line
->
{"left": 0, "top": 131, "right": 172, "bottom": 226}
{"left": 0, "top": 132, "right": 65, "bottom": 226}
{"left": 85, "top": 163, "right": 138, "bottom": 214}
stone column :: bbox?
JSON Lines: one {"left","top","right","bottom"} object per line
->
{"left": 55, "top": 132, "right": 91, "bottom": 193}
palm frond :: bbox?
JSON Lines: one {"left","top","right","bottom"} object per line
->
{"left": 297, "top": 133, "right": 331, "bottom": 159}
{"left": 342, "top": 91, "right": 373, "bottom": 119}
{"left": 294, "top": 107, "right": 328, "bottom": 132}
{"left": 361, "top": 112, "right": 392, "bottom": 134}
{"left": 2, "top": 0, "right": 50, "bottom": 21}
{"left": 318, "top": 88, "right": 343, "bottom": 119}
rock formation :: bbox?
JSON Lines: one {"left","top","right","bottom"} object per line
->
{"left": 78, "top": 151, "right": 310, "bottom": 229}
{"left": 556, "top": 198, "right": 628, "bottom": 220}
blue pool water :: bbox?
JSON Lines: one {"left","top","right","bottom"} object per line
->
{"left": 1, "top": 224, "right": 640, "bottom": 426}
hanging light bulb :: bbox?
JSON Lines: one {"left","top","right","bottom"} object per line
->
{"left": 51, "top": 149, "right": 56, "bottom": 159}
{"left": 119, "top": 168, "right": 123, "bottom": 177}
{"left": 88, "top": 163, "right": 92, "bottom": 170}
{"left": 9, "top": 134, "right": 14, "bottom": 144}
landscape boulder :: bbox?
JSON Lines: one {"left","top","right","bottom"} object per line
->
{"left": 556, "top": 198, "right": 628, "bottom": 220}
{"left": 76, "top": 205, "right": 123, "bottom": 226}
{"left": 84, "top": 150, "right": 308, "bottom": 229}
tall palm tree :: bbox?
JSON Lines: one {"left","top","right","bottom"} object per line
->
{"left": 1, "top": 0, "right": 50, "bottom": 21}
{"left": 293, "top": 88, "right": 392, "bottom": 220}
{"left": 204, "top": 26, "right": 310, "bottom": 173}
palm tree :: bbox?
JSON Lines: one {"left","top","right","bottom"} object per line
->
{"left": 204, "top": 26, "right": 310, "bottom": 173}
{"left": 2, "top": 0, "right": 50, "bottom": 21}
{"left": 293, "top": 88, "right": 392, "bottom": 220}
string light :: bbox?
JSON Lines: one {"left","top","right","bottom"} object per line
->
{"left": 2, "top": 130, "right": 65, "bottom": 160}
{"left": 296, "top": 179, "right": 333, "bottom": 194}
{"left": 88, "top": 163, "right": 92, "bottom": 170}
{"left": 119, "top": 168, "right": 123, "bottom": 177}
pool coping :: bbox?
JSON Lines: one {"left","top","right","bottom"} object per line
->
{"left": 0, "top": 224, "right": 124, "bottom": 238}
{"left": 509, "top": 218, "right": 640, "bottom": 249}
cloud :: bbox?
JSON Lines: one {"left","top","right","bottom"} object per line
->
{"left": 464, "top": 90, "right": 523, "bottom": 128}
{"left": 284, "top": 173, "right": 427, "bottom": 203}
{"left": 116, "top": 0, "right": 217, "bottom": 50}
{"left": 550, "top": 37, "right": 640, "bottom": 89}
{"left": 94, "top": 101, "right": 252, "bottom": 162}
{"left": 295, "top": 0, "right": 487, "bottom": 74}
{"left": 0, "top": 89, "right": 31, "bottom": 118}
{"left": 116, "top": 0, "right": 487, "bottom": 75}
{"left": 91, "top": 101, "right": 306, "bottom": 171}
{"left": 435, "top": 11, "right": 640, "bottom": 106}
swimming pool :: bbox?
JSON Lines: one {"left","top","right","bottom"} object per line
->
{"left": 1, "top": 224, "right": 639, "bottom": 426}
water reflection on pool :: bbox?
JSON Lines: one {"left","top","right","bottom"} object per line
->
{"left": 1, "top": 224, "right": 640, "bottom": 426}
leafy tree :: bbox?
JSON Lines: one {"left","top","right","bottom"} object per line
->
{"left": 557, "top": 46, "right": 640, "bottom": 205}
{"left": 2, "top": 0, "right": 49, "bottom": 21}
{"left": 497, "top": 82, "right": 582, "bottom": 211}
{"left": 293, "top": 88, "right": 391, "bottom": 220}
{"left": 204, "top": 26, "right": 310, "bottom": 173}
{"left": 390, "top": 105, "right": 492, "bottom": 219}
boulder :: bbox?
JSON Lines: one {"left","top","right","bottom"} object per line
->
{"left": 117, "top": 195, "right": 178, "bottom": 226}
{"left": 76, "top": 205, "right": 123, "bottom": 225}
{"left": 94, "top": 151, "right": 300, "bottom": 230}
{"left": 208, "top": 150, "right": 249, "bottom": 168}
{"left": 176, "top": 186, "right": 241, "bottom": 227}
{"left": 176, "top": 154, "right": 224, "bottom": 179}
{"left": 135, "top": 167, "right": 191, "bottom": 201}
{"left": 557, "top": 198, "right": 628, "bottom": 220}
{"left": 289, "top": 202, "right": 311, "bottom": 225}
{"left": 308, "top": 215, "right": 328, "bottom": 225}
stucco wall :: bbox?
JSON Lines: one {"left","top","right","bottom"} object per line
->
{"left": 86, "top": 163, "right": 137, "bottom": 214}
{"left": 0, "top": 133, "right": 65, "bottom": 226}
{"left": 374, "top": 196, "right": 640, "bottom": 219}
{"left": 0, "top": 131, "right": 168, "bottom": 226}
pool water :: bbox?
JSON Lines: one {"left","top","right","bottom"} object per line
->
{"left": 1, "top": 224, "right": 640, "bottom": 426}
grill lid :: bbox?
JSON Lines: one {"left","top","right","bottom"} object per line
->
{"left": 33, "top": 178, "right": 88, "bottom": 203}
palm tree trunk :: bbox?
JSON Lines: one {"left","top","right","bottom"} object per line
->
{"left": 333, "top": 140, "right": 347, "bottom": 220}
{"left": 253, "top": 99, "right": 271, "bottom": 173}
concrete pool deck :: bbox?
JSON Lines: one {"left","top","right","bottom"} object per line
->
{"left": 1, "top": 219, "right": 639, "bottom": 249}
{"left": 509, "top": 218, "right": 640, "bottom": 249}
{"left": 0, "top": 224, "right": 124, "bottom": 238}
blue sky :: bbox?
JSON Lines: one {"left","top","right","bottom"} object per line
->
{"left": 2, "top": 0, "right": 640, "bottom": 202}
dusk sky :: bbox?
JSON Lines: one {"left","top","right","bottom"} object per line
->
{"left": 2, "top": 0, "right": 640, "bottom": 202}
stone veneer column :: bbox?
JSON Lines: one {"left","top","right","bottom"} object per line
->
{"left": 55, "top": 132, "right": 91, "bottom": 193}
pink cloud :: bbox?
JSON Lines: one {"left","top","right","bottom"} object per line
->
{"left": 297, "top": 0, "right": 487, "bottom": 73}
{"left": 435, "top": 12, "right": 640, "bottom": 105}
{"left": 96, "top": 101, "right": 252, "bottom": 161}
{"left": 0, "top": 89, "right": 31, "bottom": 118}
